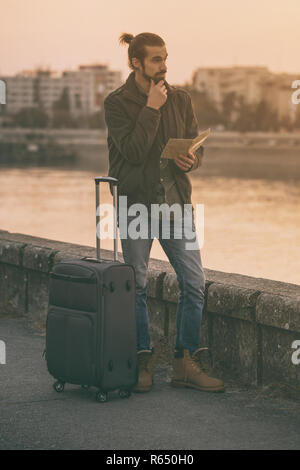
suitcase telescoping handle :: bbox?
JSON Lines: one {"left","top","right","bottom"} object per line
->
{"left": 94, "top": 176, "right": 119, "bottom": 262}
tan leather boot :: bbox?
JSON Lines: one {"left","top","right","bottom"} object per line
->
{"left": 133, "top": 348, "right": 156, "bottom": 393}
{"left": 171, "top": 348, "right": 225, "bottom": 392}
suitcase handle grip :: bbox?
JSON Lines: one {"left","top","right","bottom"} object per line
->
{"left": 94, "top": 177, "right": 118, "bottom": 185}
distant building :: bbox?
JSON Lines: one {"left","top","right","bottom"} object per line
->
{"left": 1, "top": 64, "right": 122, "bottom": 119}
{"left": 260, "top": 73, "right": 299, "bottom": 122}
{"left": 192, "top": 66, "right": 271, "bottom": 108}
{"left": 192, "top": 66, "right": 299, "bottom": 122}
{"left": 3, "top": 75, "right": 36, "bottom": 115}
{"left": 76, "top": 64, "right": 122, "bottom": 114}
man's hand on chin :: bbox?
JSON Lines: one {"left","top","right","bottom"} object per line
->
{"left": 173, "top": 151, "right": 195, "bottom": 172}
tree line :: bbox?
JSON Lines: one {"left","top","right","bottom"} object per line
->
{"left": 183, "top": 86, "right": 300, "bottom": 132}
{"left": 2, "top": 86, "right": 300, "bottom": 132}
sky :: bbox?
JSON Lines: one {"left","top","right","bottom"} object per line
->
{"left": 1, "top": 0, "right": 300, "bottom": 84}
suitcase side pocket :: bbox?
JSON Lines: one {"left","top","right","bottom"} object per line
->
{"left": 49, "top": 271, "right": 98, "bottom": 312}
{"left": 46, "top": 306, "right": 96, "bottom": 385}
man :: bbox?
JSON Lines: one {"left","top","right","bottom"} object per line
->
{"left": 104, "top": 32, "right": 224, "bottom": 393}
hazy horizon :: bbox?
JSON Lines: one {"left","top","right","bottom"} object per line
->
{"left": 1, "top": 0, "right": 300, "bottom": 84}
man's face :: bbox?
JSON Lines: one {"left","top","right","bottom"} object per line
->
{"left": 137, "top": 45, "right": 168, "bottom": 84}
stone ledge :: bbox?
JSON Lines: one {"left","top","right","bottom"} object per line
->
{"left": 162, "top": 272, "right": 179, "bottom": 303}
{"left": 53, "top": 248, "right": 98, "bottom": 264}
{"left": 0, "top": 239, "right": 26, "bottom": 266}
{"left": 2, "top": 231, "right": 300, "bottom": 298}
{"left": 1, "top": 229, "right": 300, "bottom": 396}
{"left": 0, "top": 231, "right": 89, "bottom": 252}
{"left": 256, "top": 294, "right": 300, "bottom": 332}
{"left": 23, "top": 245, "right": 58, "bottom": 273}
{"left": 207, "top": 282, "right": 260, "bottom": 322}
{"left": 260, "top": 325, "right": 300, "bottom": 393}
{"left": 203, "top": 268, "right": 300, "bottom": 298}
{"left": 0, "top": 264, "right": 27, "bottom": 316}
{"left": 147, "top": 269, "right": 166, "bottom": 299}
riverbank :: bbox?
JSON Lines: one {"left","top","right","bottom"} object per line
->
{"left": 0, "top": 129, "right": 300, "bottom": 177}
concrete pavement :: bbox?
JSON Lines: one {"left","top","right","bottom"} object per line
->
{"left": 0, "top": 317, "right": 300, "bottom": 450}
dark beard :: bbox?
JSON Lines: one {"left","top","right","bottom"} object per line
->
{"left": 141, "top": 66, "right": 165, "bottom": 85}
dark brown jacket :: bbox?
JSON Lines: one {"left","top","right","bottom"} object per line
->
{"left": 104, "top": 71, "right": 204, "bottom": 207}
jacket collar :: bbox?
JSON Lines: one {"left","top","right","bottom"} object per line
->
{"left": 123, "top": 71, "right": 174, "bottom": 105}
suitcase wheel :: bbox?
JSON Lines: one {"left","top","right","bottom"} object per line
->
{"left": 53, "top": 381, "right": 65, "bottom": 393}
{"left": 119, "top": 389, "right": 131, "bottom": 399}
{"left": 95, "top": 390, "right": 108, "bottom": 403}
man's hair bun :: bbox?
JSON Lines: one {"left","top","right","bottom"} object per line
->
{"left": 119, "top": 33, "right": 134, "bottom": 45}
{"left": 119, "top": 32, "right": 165, "bottom": 71}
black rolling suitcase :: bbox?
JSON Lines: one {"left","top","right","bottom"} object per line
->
{"left": 45, "top": 176, "right": 137, "bottom": 402}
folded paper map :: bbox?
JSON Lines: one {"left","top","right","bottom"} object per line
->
{"left": 161, "top": 128, "right": 211, "bottom": 159}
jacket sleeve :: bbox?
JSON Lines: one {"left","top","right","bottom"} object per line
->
{"left": 104, "top": 97, "right": 161, "bottom": 166}
{"left": 183, "top": 93, "right": 204, "bottom": 173}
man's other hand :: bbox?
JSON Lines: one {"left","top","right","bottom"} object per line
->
{"left": 174, "top": 151, "right": 195, "bottom": 172}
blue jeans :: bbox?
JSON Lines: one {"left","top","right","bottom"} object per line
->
{"left": 119, "top": 209, "right": 206, "bottom": 354}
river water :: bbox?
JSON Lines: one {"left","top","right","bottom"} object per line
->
{"left": 1, "top": 165, "right": 299, "bottom": 285}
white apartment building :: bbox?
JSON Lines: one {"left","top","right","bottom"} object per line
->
{"left": 1, "top": 64, "right": 122, "bottom": 118}
{"left": 77, "top": 64, "right": 122, "bottom": 114}
{"left": 192, "top": 66, "right": 299, "bottom": 121}
{"left": 3, "top": 75, "right": 36, "bottom": 114}
{"left": 192, "top": 66, "right": 271, "bottom": 110}
{"left": 260, "top": 73, "right": 299, "bottom": 121}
